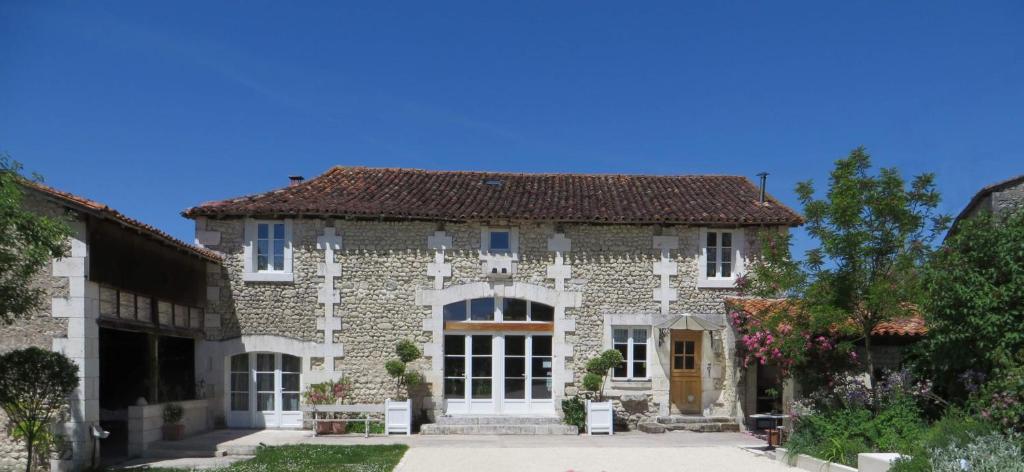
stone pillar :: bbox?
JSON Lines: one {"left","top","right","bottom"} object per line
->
{"left": 50, "top": 221, "right": 100, "bottom": 470}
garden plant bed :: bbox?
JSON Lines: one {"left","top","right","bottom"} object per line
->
{"left": 142, "top": 444, "right": 408, "bottom": 472}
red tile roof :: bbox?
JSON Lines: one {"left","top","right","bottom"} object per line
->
{"left": 21, "top": 180, "right": 222, "bottom": 263}
{"left": 183, "top": 167, "right": 804, "bottom": 225}
{"left": 724, "top": 297, "right": 927, "bottom": 337}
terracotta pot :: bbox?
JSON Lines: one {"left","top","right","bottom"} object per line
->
{"left": 162, "top": 423, "right": 185, "bottom": 441}
{"left": 332, "top": 421, "right": 347, "bottom": 434}
{"left": 315, "top": 421, "right": 332, "bottom": 435}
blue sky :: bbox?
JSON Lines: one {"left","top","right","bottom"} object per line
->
{"left": 2, "top": 1, "right": 1022, "bottom": 254}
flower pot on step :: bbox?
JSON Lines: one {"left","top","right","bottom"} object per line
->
{"left": 332, "top": 421, "right": 347, "bottom": 434}
{"left": 316, "top": 421, "right": 332, "bottom": 435}
{"left": 162, "top": 423, "right": 185, "bottom": 441}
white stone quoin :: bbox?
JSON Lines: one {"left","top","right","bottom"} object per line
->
{"left": 652, "top": 235, "right": 679, "bottom": 315}
{"left": 315, "top": 226, "right": 345, "bottom": 376}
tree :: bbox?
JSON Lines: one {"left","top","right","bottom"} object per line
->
{"left": 916, "top": 210, "right": 1024, "bottom": 403}
{"left": 0, "top": 347, "right": 79, "bottom": 472}
{"left": 581, "top": 349, "right": 624, "bottom": 401}
{"left": 1, "top": 155, "right": 72, "bottom": 325}
{"left": 384, "top": 340, "right": 423, "bottom": 400}
{"left": 742, "top": 147, "right": 950, "bottom": 399}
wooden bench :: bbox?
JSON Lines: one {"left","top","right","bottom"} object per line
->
{"left": 301, "top": 404, "right": 385, "bottom": 438}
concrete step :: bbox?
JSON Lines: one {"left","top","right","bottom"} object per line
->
{"left": 435, "top": 415, "right": 563, "bottom": 425}
{"left": 420, "top": 423, "right": 578, "bottom": 435}
{"left": 655, "top": 415, "right": 735, "bottom": 424}
{"left": 142, "top": 446, "right": 222, "bottom": 459}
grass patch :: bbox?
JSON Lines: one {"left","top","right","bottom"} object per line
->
{"left": 142, "top": 444, "right": 408, "bottom": 472}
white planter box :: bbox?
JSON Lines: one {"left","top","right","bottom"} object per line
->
{"left": 384, "top": 399, "right": 412, "bottom": 436}
{"left": 772, "top": 448, "right": 903, "bottom": 472}
{"left": 586, "top": 400, "right": 614, "bottom": 435}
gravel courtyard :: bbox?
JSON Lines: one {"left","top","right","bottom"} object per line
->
{"left": 119, "top": 430, "right": 794, "bottom": 471}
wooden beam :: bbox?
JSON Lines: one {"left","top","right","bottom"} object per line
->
{"left": 443, "top": 321, "right": 554, "bottom": 332}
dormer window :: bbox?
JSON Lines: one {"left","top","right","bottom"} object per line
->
{"left": 243, "top": 219, "right": 293, "bottom": 282}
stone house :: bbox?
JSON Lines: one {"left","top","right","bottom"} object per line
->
{"left": 2, "top": 166, "right": 806, "bottom": 470}
{"left": 183, "top": 167, "right": 803, "bottom": 432}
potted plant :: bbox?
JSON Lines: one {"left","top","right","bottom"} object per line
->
{"left": 162, "top": 403, "right": 185, "bottom": 440}
{"left": 581, "top": 349, "right": 623, "bottom": 435}
{"left": 304, "top": 378, "right": 351, "bottom": 435}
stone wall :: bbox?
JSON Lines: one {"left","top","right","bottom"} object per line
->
{"left": 0, "top": 191, "right": 79, "bottom": 472}
{"left": 196, "top": 217, "right": 777, "bottom": 427}
{"left": 992, "top": 179, "right": 1024, "bottom": 216}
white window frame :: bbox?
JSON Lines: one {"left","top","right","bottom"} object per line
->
{"left": 697, "top": 227, "right": 744, "bottom": 288}
{"left": 243, "top": 219, "right": 294, "bottom": 282}
{"left": 611, "top": 326, "right": 650, "bottom": 380}
{"left": 480, "top": 226, "right": 519, "bottom": 258}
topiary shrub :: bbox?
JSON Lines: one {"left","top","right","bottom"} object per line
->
{"left": 385, "top": 340, "right": 422, "bottom": 400}
{"left": 581, "top": 349, "right": 624, "bottom": 401}
{"left": 162, "top": 403, "right": 184, "bottom": 424}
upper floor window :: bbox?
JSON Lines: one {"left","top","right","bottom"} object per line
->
{"left": 481, "top": 227, "right": 518, "bottom": 256}
{"left": 698, "top": 228, "right": 743, "bottom": 288}
{"left": 243, "top": 219, "right": 293, "bottom": 282}
{"left": 489, "top": 231, "right": 511, "bottom": 252}
{"left": 257, "top": 223, "right": 286, "bottom": 272}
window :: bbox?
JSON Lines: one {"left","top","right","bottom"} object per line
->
{"left": 531, "top": 335, "right": 553, "bottom": 399}
{"left": 230, "top": 354, "right": 249, "bottom": 411}
{"left": 481, "top": 227, "right": 518, "bottom": 256}
{"left": 443, "top": 298, "right": 555, "bottom": 323}
{"left": 243, "top": 220, "right": 293, "bottom": 282}
{"left": 489, "top": 231, "right": 511, "bottom": 252}
{"left": 612, "top": 327, "right": 649, "bottom": 380}
{"left": 257, "top": 223, "right": 286, "bottom": 272}
{"left": 699, "top": 228, "right": 743, "bottom": 288}
{"left": 255, "top": 353, "right": 275, "bottom": 411}
{"left": 280, "top": 355, "right": 301, "bottom": 411}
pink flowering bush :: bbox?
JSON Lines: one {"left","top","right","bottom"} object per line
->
{"left": 728, "top": 302, "right": 857, "bottom": 388}
{"left": 304, "top": 377, "right": 352, "bottom": 405}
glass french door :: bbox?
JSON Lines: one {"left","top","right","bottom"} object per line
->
{"left": 444, "top": 334, "right": 554, "bottom": 415}
{"left": 227, "top": 352, "right": 302, "bottom": 428}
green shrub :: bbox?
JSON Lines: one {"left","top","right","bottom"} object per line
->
{"left": 891, "top": 408, "right": 999, "bottom": 472}
{"left": 785, "top": 406, "right": 874, "bottom": 467}
{"left": 929, "top": 433, "right": 1024, "bottom": 472}
{"left": 871, "top": 395, "right": 926, "bottom": 453}
{"left": 396, "top": 340, "right": 421, "bottom": 364}
{"left": 346, "top": 421, "right": 385, "bottom": 435}
{"left": 163, "top": 403, "right": 184, "bottom": 424}
{"left": 561, "top": 397, "right": 585, "bottom": 432}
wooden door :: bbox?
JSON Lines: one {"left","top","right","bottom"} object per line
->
{"left": 670, "top": 330, "right": 702, "bottom": 414}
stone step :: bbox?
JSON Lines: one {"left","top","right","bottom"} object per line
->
{"left": 655, "top": 415, "right": 736, "bottom": 424}
{"left": 420, "top": 423, "right": 578, "bottom": 435}
{"left": 436, "top": 415, "right": 563, "bottom": 425}
{"left": 142, "top": 446, "right": 222, "bottom": 459}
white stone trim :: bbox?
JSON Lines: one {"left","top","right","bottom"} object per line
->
{"left": 50, "top": 221, "right": 100, "bottom": 466}
{"left": 426, "top": 231, "right": 453, "bottom": 290}
{"left": 546, "top": 233, "right": 572, "bottom": 291}
{"left": 242, "top": 219, "right": 294, "bottom": 282}
{"left": 652, "top": 235, "right": 679, "bottom": 315}
{"left": 697, "top": 227, "right": 745, "bottom": 289}
{"left": 316, "top": 227, "right": 344, "bottom": 372}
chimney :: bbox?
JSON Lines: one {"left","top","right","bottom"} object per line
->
{"left": 756, "top": 172, "right": 768, "bottom": 203}
{"left": 289, "top": 175, "right": 304, "bottom": 187}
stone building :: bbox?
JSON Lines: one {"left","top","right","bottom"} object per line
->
{"left": 183, "top": 167, "right": 803, "bottom": 432}
{"left": 952, "top": 174, "right": 1024, "bottom": 229}
{"left": 0, "top": 181, "right": 220, "bottom": 471}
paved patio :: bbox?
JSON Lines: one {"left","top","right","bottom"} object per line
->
{"left": 118, "top": 429, "right": 792, "bottom": 471}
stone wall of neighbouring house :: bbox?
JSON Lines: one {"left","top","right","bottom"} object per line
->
{"left": 0, "top": 191, "right": 80, "bottom": 472}
{"left": 196, "top": 217, "right": 777, "bottom": 426}
{"left": 992, "top": 179, "right": 1024, "bottom": 216}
